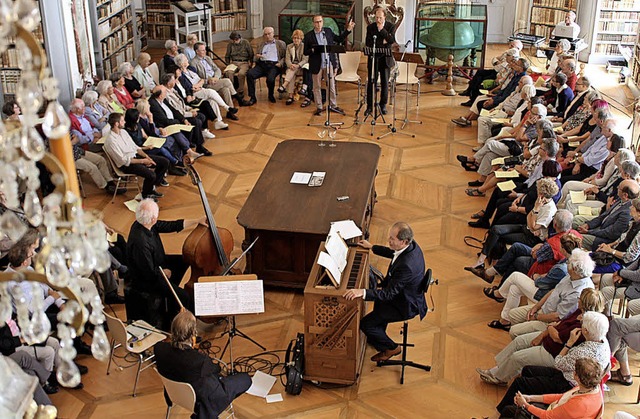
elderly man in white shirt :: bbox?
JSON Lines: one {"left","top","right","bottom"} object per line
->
{"left": 190, "top": 42, "right": 238, "bottom": 109}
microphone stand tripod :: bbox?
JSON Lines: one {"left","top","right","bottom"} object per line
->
{"left": 378, "top": 46, "right": 415, "bottom": 139}
{"left": 308, "top": 32, "right": 343, "bottom": 129}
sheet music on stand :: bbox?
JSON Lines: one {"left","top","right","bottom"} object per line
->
{"left": 363, "top": 46, "right": 393, "bottom": 58}
{"left": 317, "top": 230, "right": 349, "bottom": 287}
{"left": 194, "top": 280, "right": 265, "bottom": 316}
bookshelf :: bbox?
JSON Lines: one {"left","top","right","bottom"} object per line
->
{"left": 0, "top": 0, "right": 45, "bottom": 104}
{"left": 90, "top": 0, "right": 140, "bottom": 78}
{"left": 587, "top": 0, "right": 640, "bottom": 65}
{"left": 529, "top": 0, "right": 579, "bottom": 40}
{"left": 145, "top": 0, "right": 249, "bottom": 47}
{"left": 135, "top": 3, "right": 148, "bottom": 53}
{"left": 631, "top": 13, "right": 640, "bottom": 90}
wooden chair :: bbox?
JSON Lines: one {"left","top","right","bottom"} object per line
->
{"left": 104, "top": 151, "right": 141, "bottom": 203}
{"left": 376, "top": 268, "right": 437, "bottom": 384}
{"left": 104, "top": 313, "right": 164, "bottom": 396}
{"left": 148, "top": 62, "right": 160, "bottom": 86}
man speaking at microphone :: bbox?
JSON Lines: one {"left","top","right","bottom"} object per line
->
{"left": 303, "top": 14, "right": 355, "bottom": 116}
{"left": 365, "top": 7, "right": 396, "bottom": 116}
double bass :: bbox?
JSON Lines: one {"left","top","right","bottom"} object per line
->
{"left": 181, "top": 156, "right": 235, "bottom": 294}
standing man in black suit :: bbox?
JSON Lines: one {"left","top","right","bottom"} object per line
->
{"left": 344, "top": 222, "right": 426, "bottom": 362}
{"left": 303, "top": 15, "right": 355, "bottom": 116}
{"left": 155, "top": 310, "right": 251, "bottom": 418}
{"left": 365, "top": 7, "right": 396, "bottom": 116}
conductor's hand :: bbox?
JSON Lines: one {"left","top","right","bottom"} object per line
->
{"left": 163, "top": 268, "right": 172, "bottom": 279}
{"left": 347, "top": 20, "right": 355, "bottom": 31}
{"left": 344, "top": 289, "right": 365, "bottom": 300}
{"left": 357, "top": 239, "right": 372, "bottom": 249}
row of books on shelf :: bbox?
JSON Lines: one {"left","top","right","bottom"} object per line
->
{"left": 0, "top": 69, "right": 21, "bottom": 95}
{"left": 210, "top": 0, "right": 246, "bottom": 14}
{"left": 1, "top": 48, "right": 23, "bottom": 68}
{"left": 98, "top": 0, "right": 129, "bottom": 21}
{"left": 532, "top": 0, "right": 576, "bottom": 9}
{"left": 599, "top": 11, "right": 639, "bottom": 20}
{"left": 531, "top": 8, "right": 567, "bottom": 26}
{"left": 531, "top": 24, "right": 553, "bottom": 38}
{"left": 100, "top": 30, "right": 133, "bottom": 58}
{"left": 593, "top": 43, "right": 625, "bottom": 55}
{"left": 596, "top": 33, "right": 636, "bottom": 43}
{"left": 103, "top": 43, "right": 135, "bottom": 76}
{"left": 600, "top": 0, "right": 640, "bottom": 9}
{"left": 213, "top": 13, "right": 247, "bottom": 32}
{"left": 98, "top": 7, "right": 132, "bottom": 39}
{"left": 145, "top": 1, "right": 171, "bottom": 11}
{"left": 150, "top": 25, "right": 175, "bottom": 40}
{"left": 147, "top": 11, "right": 173, "bottom": 24}
{"left": 597, "top": 20, "right": 638, "bottom": 33}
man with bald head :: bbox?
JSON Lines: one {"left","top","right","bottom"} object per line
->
{"left": 575, "top": 179, "right": 639, "bottom": 250}
{"left": 246, "top": 27, "right": 286, "bottom": 105}
{"left": 344, "top": 222, "right": 426, "bottom": 362}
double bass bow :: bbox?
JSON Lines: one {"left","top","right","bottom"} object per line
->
{"left": 181, "top": 156, "right": 237, "bottom": 294}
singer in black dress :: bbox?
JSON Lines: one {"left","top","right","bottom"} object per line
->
{"left": 365, "top": 8, "right": 396, "bottom": 115}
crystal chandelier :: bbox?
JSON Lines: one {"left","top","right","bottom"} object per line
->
{"left": 0, "top": 0, "right": 111, "bottom": 414}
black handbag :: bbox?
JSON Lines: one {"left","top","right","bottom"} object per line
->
{"left": 591, "top": 251, "right": 615, "bottom": 267}
{"left": 284, "top": 333, "right": 304, "bottom": 395}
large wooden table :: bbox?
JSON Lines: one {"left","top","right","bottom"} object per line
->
{"left": 237, "top": 140, "right": 380, "bottom": 288}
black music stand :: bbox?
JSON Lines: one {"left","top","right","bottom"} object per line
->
{"left": 308, "top": 44, "right": 346, "bottom": 130}
{"left": 394, "top": 51, "right": 423, "bottom": 131}
{"left": 363, "top": 45, "right": 392, "bottom": 137}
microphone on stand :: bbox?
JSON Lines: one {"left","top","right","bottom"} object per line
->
{"left": 372, "top": 34, "right": 377, "bottom": 43}
{"left": 404, "top": 39, "right": 412, "bottom": 48}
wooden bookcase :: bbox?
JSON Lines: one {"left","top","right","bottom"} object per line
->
{"left": 631, "top": 16, "right": 640, "bottom": 90}
{"left": 588, "top": 0, "right": 639, "bottom": 64}
{"left": 0, "top": 0, "right": 45, "bottom": 104}
{"left": 90, "top": 0, "right": 140, "bottom": 78}
{"left": 529, "top": 0, "right": 578, "bottom": 39}
{"left": 145, "top": 0, "right": 175, "bottom": 47}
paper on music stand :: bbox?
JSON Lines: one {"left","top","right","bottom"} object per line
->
{"left": 498, "top": 180, "right": 517, "bottom": 191}
{"left": 491, "top": 157, "right": 505, "bottom": 166}
{"left": 318, "top": 251, "right": 342, "bottom": 286}
{"left": 570, "top": 190, "right": 586, "bottom": 204}
{"left": 578, "top": 206, "right": 595, "bottom": 216}
{"left": 124, "top": 199, "right": 139, "bottom": 212}
{"left": 290, "top": 172, "right": 311, "bottom": 184}
{"left": 225, "top": 64, "right": 238, "bottom": 73}
{"left": 495, "top": 170, "right": 519, "bottom": 178}
{"left": 164, "top": 124, "right": 194, "bottom": 135}
{"left": 247, "top": 371, "right": 277, "bottom": 398}
{"left": 325, "top": 233, "right": 348, "bottom": 272}
{"left": 143, "top": 136, "right": 166, "bottom": 148}
{"left": 330, "top": 220, "right": 363, "bottom": 240}
{"left": 193, "top": 280, "right": 264, "bottom": 316}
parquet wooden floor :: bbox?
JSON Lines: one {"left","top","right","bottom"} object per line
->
{"left": 48, "top": 45, "right": 640, "bottom": 418}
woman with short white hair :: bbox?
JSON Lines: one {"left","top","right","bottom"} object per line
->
{"left": 163, "top": 39, "right": 179, "bottom": 74}
{"left": 96, "top": 80, "right": 125, "bottom": 113}
{"left": 82, "top": 90, "right": 108, "bottom": 131}
{"left": 133, "top": 52, "right": 156, "bottom": 94}
{"left": 119, "top": 61, "right": 146, "bottom": 99}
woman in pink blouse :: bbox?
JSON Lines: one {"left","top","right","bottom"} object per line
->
{"left": 110, "top": 71, "right": 135, "bottom": 110}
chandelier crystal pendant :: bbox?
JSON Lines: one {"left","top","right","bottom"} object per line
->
{"left": 0, "top": 0, "right": 111, "bottom": 408}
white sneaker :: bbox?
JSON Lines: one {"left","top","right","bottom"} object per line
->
{"left": 214, "top": 121, "right": 229, "bottom": 130}
{"left": 202, "top": 129, "right": 216, "bottom": 139}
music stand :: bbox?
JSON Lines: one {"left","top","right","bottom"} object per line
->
{"left": 394, "top": 51, "right": 423, "bottom": 131}
{"left": 363, "top": 45, "right": 392, "bottom": 136}
{"left": 378, "top": 50, "right": 420, "bottom": 139}
{"left": 308, "top": 44, "right": 346, "bottom": 130}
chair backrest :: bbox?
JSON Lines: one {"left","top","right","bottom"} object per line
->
{"left": 337, "top": 51, "right": 361, "bottom": 79}
{"left": 148, "top": 62, "right": 160, "bottom": 86}
{"left": 395, "top": 62, "right": 419, "bottom": 84}
{"left": 104, "top": 312, "right": 129, "bottom": 347}
{"left": 156, "top": 368, "right": 197, "bottom": 414}
{"left": 104, "top": 149, "right": 128, "bottom": 178}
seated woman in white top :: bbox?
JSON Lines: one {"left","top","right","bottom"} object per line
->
{"left": 133, "top": 52, "right": 157, "bottom": 95}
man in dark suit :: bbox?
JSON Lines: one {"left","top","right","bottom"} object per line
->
{"left": 365, "top": 7, "right": 396, "bottom": 116}
{"left": 155, "top": 310, "right": 251, "bottom": 418}
{"left": 344, "top": 222, "right": 426, "bottom": 362}
{"left": 303, "top": 15, "right": 355, "bottom": 116}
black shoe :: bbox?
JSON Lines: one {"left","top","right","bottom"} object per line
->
{"left": 43, "top": 383, "right": 59, "bottom": 394}
{"left": 75, "top": 362, "right": 89, "bottom": 375}
{"left": 196, "top": 146, "right": 213, "bottom": 156}
{"left": 239, "top": 99, "right": 252, "bottom": 106}
{"left": 459, "top": 89, "right": 470, "bottom": 96}
{"left": 329, "top": 106, "right": 345, "bottom": 116}
{"left": 75, "top": 342, "right": 92, "bottom": 356}
{"left": 227, "top": 107, "right": 238, "bottom": 114}
{"left": 313, "top": 108, "right": 324, "bottom": 116}
{"left": 72, "top": 382, "right": 84, "bottom": 390}
{"left": 105, "top": 292, "right": 126, "bottom": 305}
{"left": 167, "top": 166, "right": 187, "bottom": 176}
{"left": 247, "top": 98, "right": 256, "bottom": 106}
{"left": 226, "top": 112, "right": 239, "bottom": 121}
{"left": 146, "top": 190, "right": 164, "bottom": 199}
{"left": 468, "top": 220, "right": 490, "bottom": 229}
{"left": 460, "top": 100, "right": 473, "bottom": 107}
{"left": 277, "top": 86, "right": 285, "bottom": 93}
{"left": 364, "top": 108, "right": 372, "bottom": 116}
{"left": 158, "top": 179, "right": 170, "bottom": 187}
{"left": 268, "top": 95, "right": 276, "bottom": 103}
{"left": 105, "top": 184, "right": 126, "bottom": 195}
{"left": 468, "top": 180, "right": 483, "bottom": 187}
{"left": 380, "top": 106, "right": 387, "bottom": 115}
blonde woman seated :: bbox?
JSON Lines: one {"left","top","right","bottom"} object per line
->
{"left": 133, "top": 52, "right": 157, "bottom": 95}
{"left": 560, "top": 147, "right": 634, "bottom": 215}
{"left": 508, "top": 248, "right": 595, "bottom": 339}
{"left": 477, "top": 288, "right": 603, "bottom": 386}
{"left": 96, "top": 80, "right": 125, "bottom": 114}
{"left": 504, "top": 358, "right": 605, "bottom": 419}
{"left": 277, "top": 29, "right": 308, "bottom": 105}
{"left": 174, "top": 53, "right": 239, "bottom": 121}
{"left": 484, "top": 233, "right": 582, "bottom": 331}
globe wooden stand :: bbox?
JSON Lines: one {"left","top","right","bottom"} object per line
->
{"left": 441, "top": 54, "right": 456, "bottom": 96}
